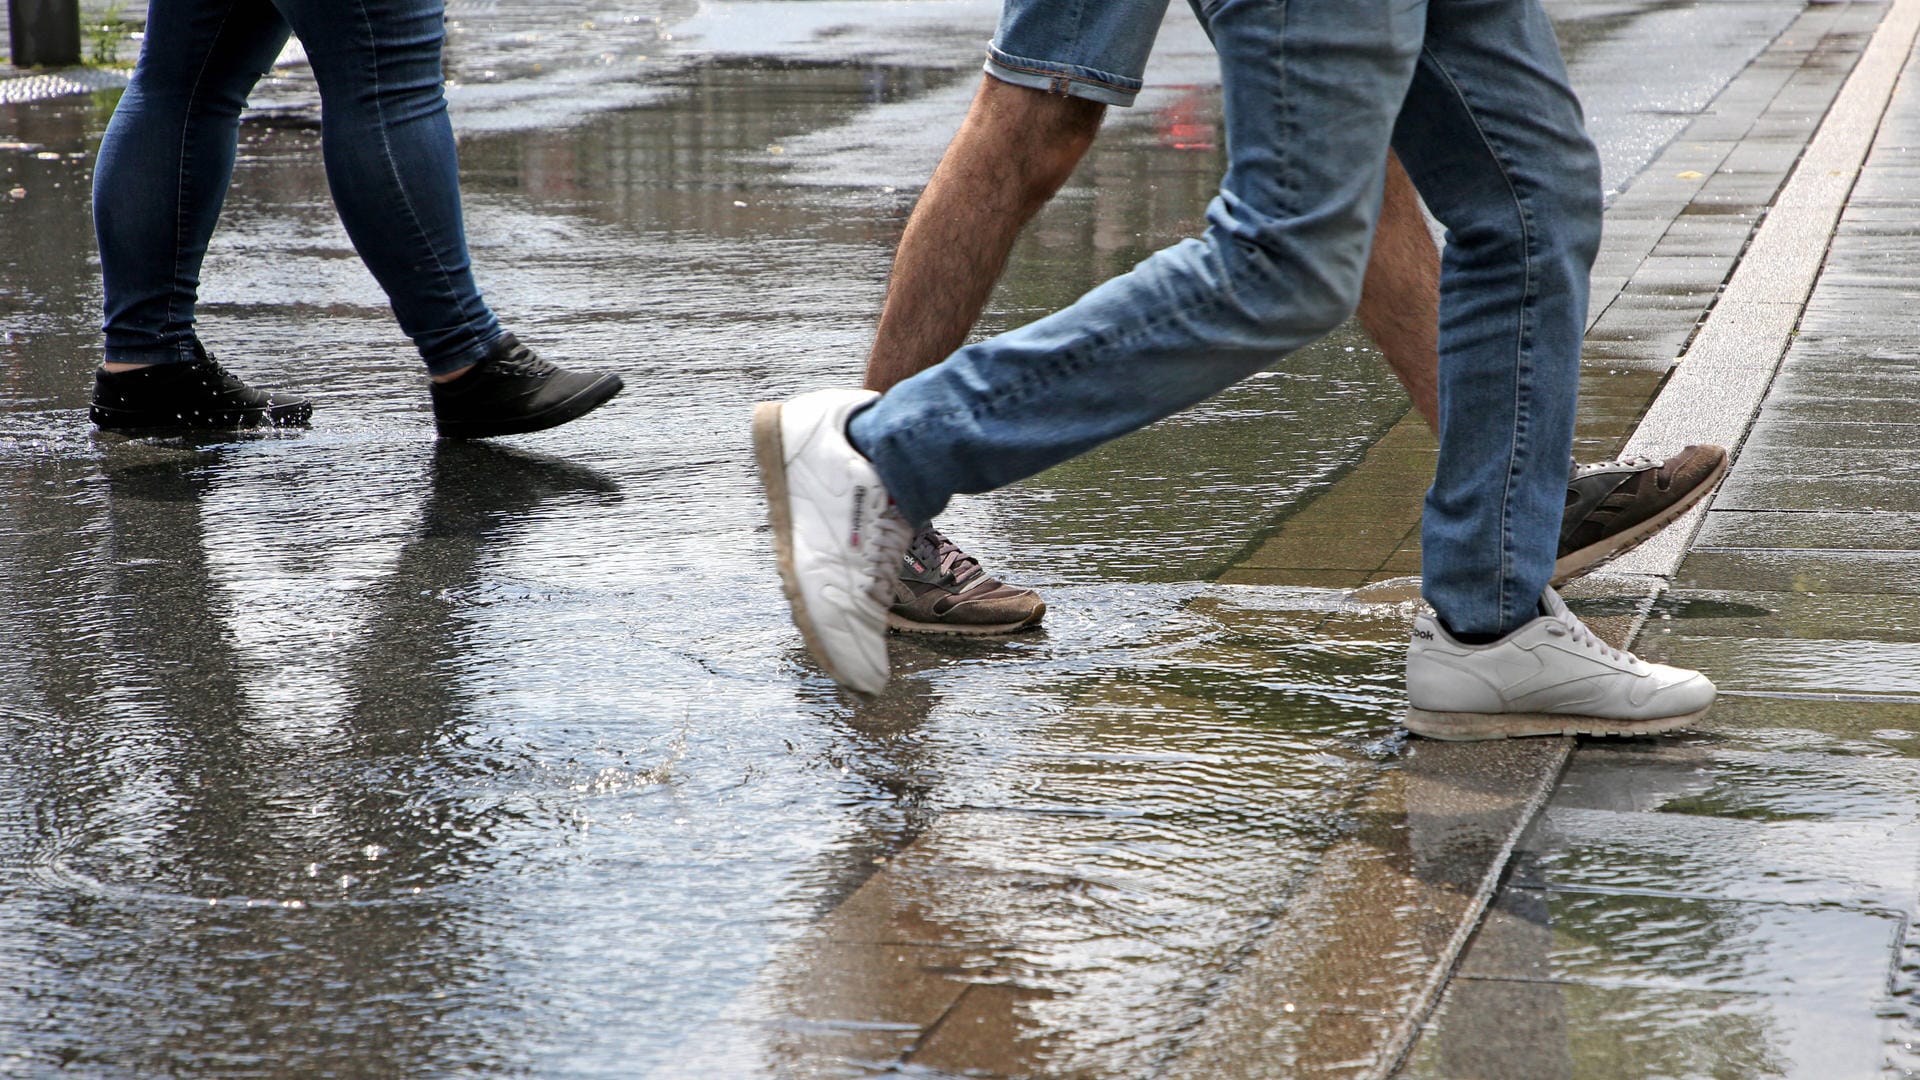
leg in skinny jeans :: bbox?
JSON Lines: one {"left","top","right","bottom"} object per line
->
{"left": 271, "top": 0, "right": 503, "bottom": 376}
{"left": 93, "top": 0, "right": 291, "bottom": 365}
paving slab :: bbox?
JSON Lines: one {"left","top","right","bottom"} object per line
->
{"left": 1400, "top": 979, "right": 1889, "bottom": 1079}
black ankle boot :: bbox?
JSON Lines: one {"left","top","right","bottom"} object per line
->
{"left": 91, "top": 344, "right": 313, "bottom": 431}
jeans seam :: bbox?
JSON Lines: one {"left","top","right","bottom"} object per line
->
{"left": 1419, "top": 45, "right": 1539, "bottom": 629}
{"left": 349, "top": 0, "right": 477, "bottom": 347}
{"left": 168, "top": 0, "right": 242, "bottom": 353}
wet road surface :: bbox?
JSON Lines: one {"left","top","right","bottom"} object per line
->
{"left": 0, "top": 0, "right": 1876, "bottom": 1075}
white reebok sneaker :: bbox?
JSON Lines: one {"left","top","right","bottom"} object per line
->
{"left": 1404, "top": 587, "right": 1715, "bottom": 741}
{"left": 753, "top": 389, "right": 912, "bottom": 695}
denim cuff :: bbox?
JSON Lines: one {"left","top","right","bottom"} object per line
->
{"left": 983, "top": 45, "right": 1143, "bottom": 108}
{"left": 847, "top": 401, "right": 943, "bottom": 529}
{"left": 102, "top": 340, "right": 201, "bottom": 366}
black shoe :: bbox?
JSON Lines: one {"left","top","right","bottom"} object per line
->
{"left": 429, "top": 334, "right": 622, "bottom": 439}
{"left": 90, "top": 345, "right": 313, "bottom": 431}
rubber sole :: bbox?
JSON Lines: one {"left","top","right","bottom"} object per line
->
{"left": 435, "top": 374, "right": 622, "bottom": 439}
{"left": 752, "top": 401, "right": 874, "bottom": 693}
{"left": 1404, "top": 704, "right": 1711, "bottom": 741}
{"left": 886, "top": 603, "right": 1047, "bottom": 636}
{"left": 90, "top": 400, "right": 313, "bottom": 430}
{"left": 1551, "top": 452, "right": 1730, "bottom": 585}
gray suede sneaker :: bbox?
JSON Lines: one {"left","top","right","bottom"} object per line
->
{"left": 1554, "top": 444, "right": 1729, "bottom": 585}
{"left": 889, "top": 528, "right": 1046, "bottom": 636}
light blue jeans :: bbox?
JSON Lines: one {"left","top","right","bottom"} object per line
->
{"left": 986, "top": 0, "right": 1173, "bottom": 106}
{"left": 850, "top": 0, "right": 1603, "bottom": 637}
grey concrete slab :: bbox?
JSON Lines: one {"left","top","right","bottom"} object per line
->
{"left": 1639, "top": 587, "right": 1920, "bottom": 641}
{"left": 1695, "top": 508, "right": 1920, "bottom": 549}
{"left": 1687, "top": 693, "right": 1920, "bottom": 757}
{"left": 1753, "top": 392, "right": 1920, "bottom": 425}
{"left": 1638, "top": 635, "right": 1920, "bottom": 696}
{"left": 1674, "top": 548, "right": 1920, "bottom": 593}
{"left": 1511, "top": 794, "right": 1920, "bottom": 910}
{"left": 1713, "top": 468, "right": 1920, "bottom": 510}
{"left": 1457, "top": 887, "right": 1903, "bottom": 999}
{"left": 1719, "top": 441, "right": 1920, "bottom": 484}
{"left": 1625, "top": 254, "right": 1736, "bottom": 290}
{"left": 1506, "top": 814, "right": 1920, "bottom": 911}
{"left": 1552, "top": 741, "right": 1920, "bottom": 823}
{"left": 1400, "top": 978, "right": 1889, "bottom": 1080}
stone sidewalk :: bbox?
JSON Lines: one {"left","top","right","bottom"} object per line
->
{"left": 649, "top": 2, "right": 1920, "bottom": 1075}
{"left": 9, "top": 0, "right": 1917, "bottom": 1073}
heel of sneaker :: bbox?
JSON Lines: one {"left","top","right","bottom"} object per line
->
{"left": 751, "top": 401, "right": 808, "bottom": 638}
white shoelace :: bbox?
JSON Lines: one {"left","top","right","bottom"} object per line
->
{"left": 1573, "top": 453, "right": 1656, "bottom": 477}
{"left": 861, "top": 511, "right": 913, "bottom": 609}
{"left": 1540, "top": 586, "right": 1636, "bottom": 665}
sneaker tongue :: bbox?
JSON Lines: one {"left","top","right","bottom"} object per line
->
{"left": 1540, "top": 586, "right": 1572, "bottom": 621}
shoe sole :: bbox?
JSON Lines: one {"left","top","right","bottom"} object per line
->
{"left": 436, "top": 375, "right": 623, "bottom": 439}
{"left": 753, "top": 401, "right": 868, "bottom": 692}
{"left": 886, "top": 604, "right": 1047, "bottom": 636}
{"left": 1404, "top": 704, "right": 1711, "bottom": 741}
{"left": 1550, "top": 452, "right": 1730, "bottom": 586}
{"left": 90, "top": 401, "right": 314, "bottom": 430}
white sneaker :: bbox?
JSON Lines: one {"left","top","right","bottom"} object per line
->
{"left": 752, "top": 389, "right": 912, "bottom": 695}
{"left": 1404, "top": 587, "right": 1714, "bottom": 740}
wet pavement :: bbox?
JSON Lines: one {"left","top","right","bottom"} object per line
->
{"left": 3, "top": 0, "right": 1918, "bottom": 1077}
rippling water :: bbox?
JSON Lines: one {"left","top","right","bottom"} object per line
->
{"left": 0, "top": 0, "right": 1851, "bottom": 1073}
{"left": 0, "top": 7, "right": 1422, "bottom": 1073}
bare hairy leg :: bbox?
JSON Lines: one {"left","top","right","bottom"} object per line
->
{"left": 1357, "top": 151, "right": 1443, "bottom": 432}
{"left": 864, "top": 77, "right": 1105, "bottom": 393}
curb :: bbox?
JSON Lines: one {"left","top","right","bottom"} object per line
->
{"left": 1608, "top": 0, "right": 1920, "bottom": 579}
{"left": 0, "top": 66, "right": 128, "bottom": 105}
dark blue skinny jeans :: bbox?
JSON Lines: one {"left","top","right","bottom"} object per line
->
{"left": 92, "top": 0, "right": 503, "bottom": 375}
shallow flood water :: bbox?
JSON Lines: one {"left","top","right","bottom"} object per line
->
{"left": 0, "top": 0, "right": 1835, "bottom": 1075}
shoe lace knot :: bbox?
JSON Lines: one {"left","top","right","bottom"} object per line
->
{"left": 491, "top": 341, "right": 556, "bottom": 379}
{"left": 190, "top": 351, "right": 236, "bottom": 382}
{"left": 1546, "top": 608, "right": 1633, "bottom": 664}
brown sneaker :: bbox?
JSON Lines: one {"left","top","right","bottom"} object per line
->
{"left": 1554, "top": 444, "right": 1729, "bottom": 584}
{"left": 889, "top": 527, "right": 1045, "bottom": 635}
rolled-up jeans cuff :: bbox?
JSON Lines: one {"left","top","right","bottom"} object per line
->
{"left": 984, "top": 45, "right": 1143, "bottom": 107}
{"left": 103, "top": 341, "right": 200, "bottom": 366}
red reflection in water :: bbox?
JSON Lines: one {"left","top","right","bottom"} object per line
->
{"left": 1157, "top": 87, "right": 1217, "bottom": 151}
